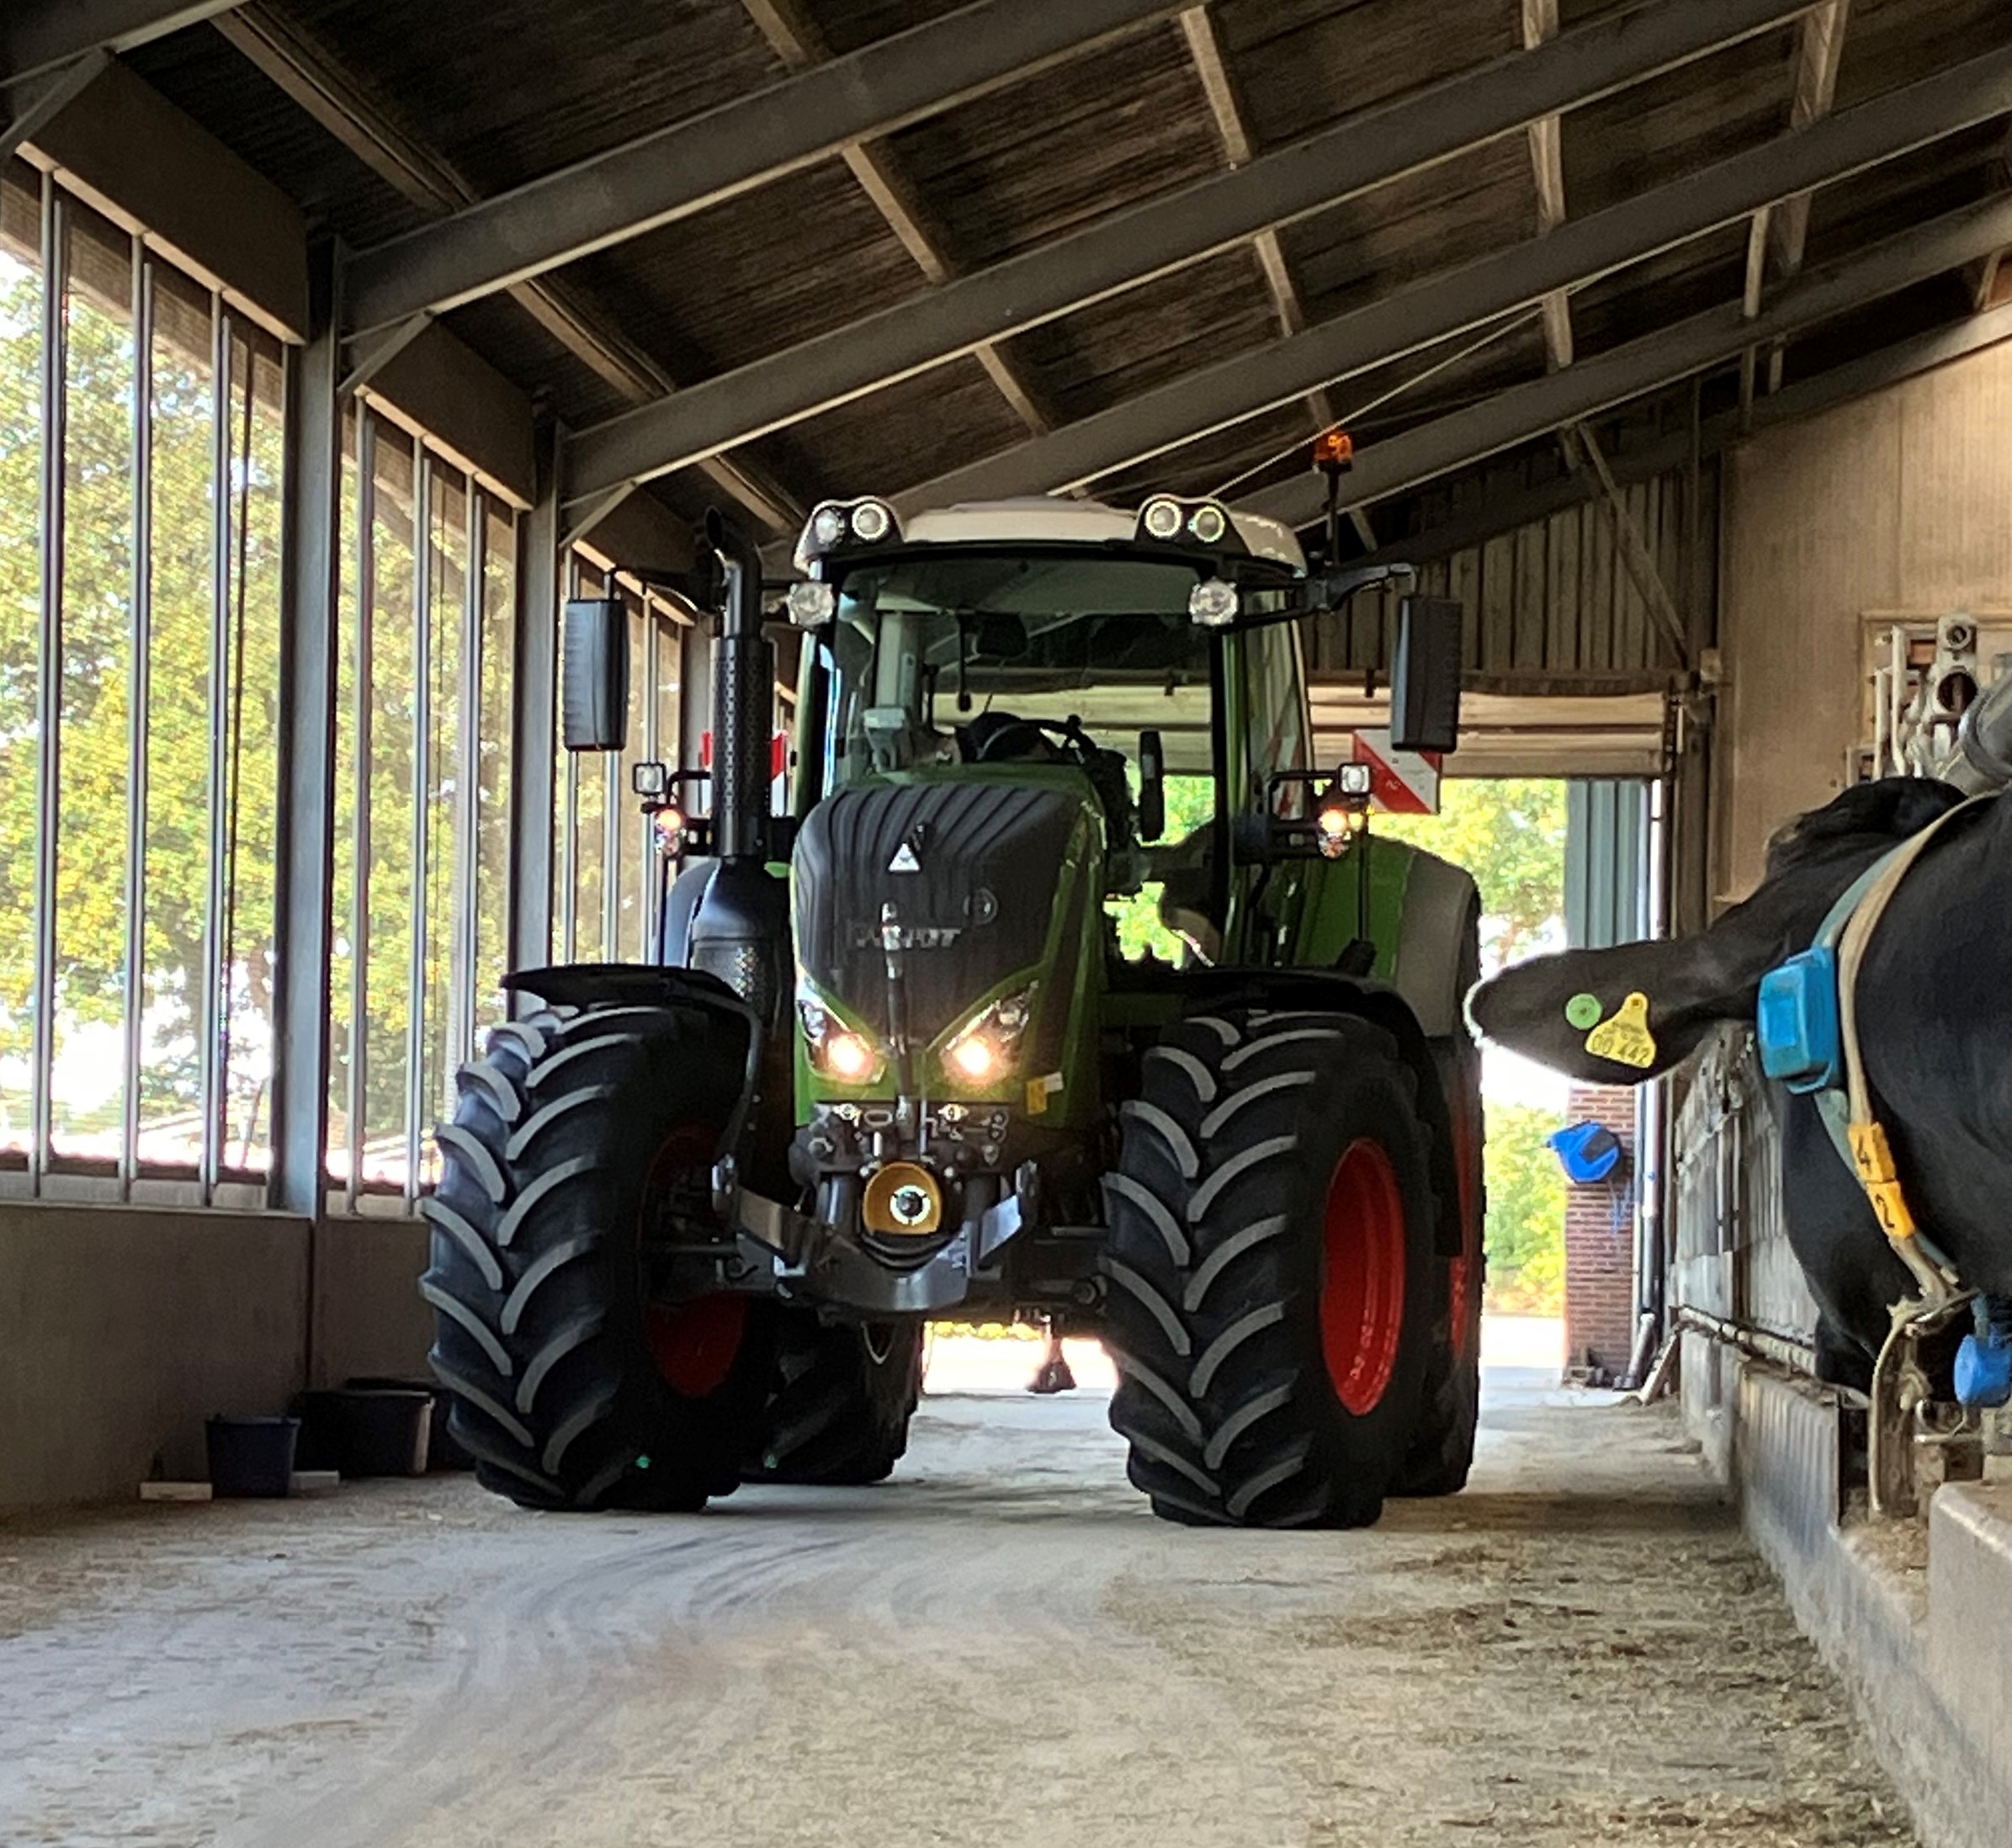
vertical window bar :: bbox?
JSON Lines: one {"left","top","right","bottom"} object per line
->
{"left": 450, "top": 483, "right": 483, "bottom": 1075}
{"left": 199, "top": 300, "right": 232, "bottom": 1202}
{"left": 345, "top": 412, "right": 376, "bottom": 1213}
{"left": 403, "top": 438, "right": 432, "bottom": 1203}
{"left": 641, "top": 608, "right": 661, "bottom": 964}
{"left": 601, "top": 608, "right": 619, "bottom": 959}
{"left": 119, "top": 247, "right": 155, "bottom": 1198}
{"left": 559, "top": 552, "right": 579, "bottom": 964}
{"left": 29, "top": 179, "right": 66, "bottom": 1195}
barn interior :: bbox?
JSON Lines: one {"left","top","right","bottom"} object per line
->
{"left": 3, "top": 2, "right": 2012, "bottom": 1843}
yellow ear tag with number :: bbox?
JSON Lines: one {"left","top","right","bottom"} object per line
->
{"left": 1585, "top": 991, "right": 1658, "bottom": 1070}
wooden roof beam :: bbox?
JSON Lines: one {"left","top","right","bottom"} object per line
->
{"left": 0, "top": 0, "right": 235, "bottom": 83}
{"left": 563, "top": 0, "right": 1815, "bottom": 503}
{"left": 1244, "top": 193, "right": 2012, "bottom": 527}
{"left": 341, "top": 0, "right": 1191, "bottom": 336}
{"left": 739, "top": 0, "right": 1051, "bottom": 437}
{"left": 213, "top": 2, "right": 800, "bottom": 533}
{"left": 1740, "top": 0, "right": 1850, "bottom": 415}
{"left": 1522, "top": 0, "right": 1575, "bottom": 371}
{"left": 1178, "top": 4, "right": 1371, "bottom": 544}
{"left": 893, "top": 47, "right": 2012, "bottom": 513}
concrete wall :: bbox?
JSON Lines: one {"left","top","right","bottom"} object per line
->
{"left": 0, "top": 1204, "right": 433, "bottom": 1510}
{"left": 1718, "top": 335, "right": 2012, "bottom": 899}
{"left": 1691, "top": 1355, "right": 2012, "bottom": 1848}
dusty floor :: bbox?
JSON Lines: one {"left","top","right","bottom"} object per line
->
{"left": 0, "top": 1366, "right": 1913, "bottom": 1848}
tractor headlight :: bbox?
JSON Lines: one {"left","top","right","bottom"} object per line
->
{"left": 1189, "top": 579, "right": 1240, "bottom": 627}
{"left": 939, "top": 985, "right": 1037, "bottom": 1087}
{"left": 799, "top": 990, "right": 881, "bottom": 1084}
{"left": 795, "top": 499, "right": 905, "bottom": 572}
{"left": 1188, "top": 502, "right": 1228, "bottom": 544}
{"left": 1142, "top": 497, "right": 1185, "bottom": 540}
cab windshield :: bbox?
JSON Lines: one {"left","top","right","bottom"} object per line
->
{"left": 801, "top": 550, "right": 1277, "bottom": 793}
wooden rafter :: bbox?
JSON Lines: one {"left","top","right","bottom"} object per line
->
{"left": 740, "top": 0, "right": 1053, "bottom": 438}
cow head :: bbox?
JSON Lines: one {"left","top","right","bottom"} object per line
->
{"left": 1467, "top": 778, "right": 1967, "bottom": 1084}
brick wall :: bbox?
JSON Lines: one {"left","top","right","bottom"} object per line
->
{"left": 1562, "top": 1083, "right": 1639, "bottom": 1381}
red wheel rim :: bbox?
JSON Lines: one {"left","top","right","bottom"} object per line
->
{"left": 640, "top": 1123, "right": 743, "bottom": 1398}
{"left": 646, "top": 1295, "right": 747, "bottom": 1398}
{"left": 1319, "top": 1139, "right": 1407, "bottom": 1415}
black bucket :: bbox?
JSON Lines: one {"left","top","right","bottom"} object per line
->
{"left": 206, "top": 1415, "right": 300, "bottom": 1498}
{"left": 346, "top": 1377, "right": 471, "bottom": 1472}
{"left": 325, "top": 1387, "right": 433, "bottom": 1477}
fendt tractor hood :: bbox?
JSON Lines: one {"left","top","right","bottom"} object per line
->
{"left": 790, "top": 769, "right": 1102, "bottom": 1088}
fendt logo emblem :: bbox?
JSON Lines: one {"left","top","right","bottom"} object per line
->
{"left": 889, "top": 824, "right": 926, "bottom": 874}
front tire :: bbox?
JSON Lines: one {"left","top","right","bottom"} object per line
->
{"left": 1102, "top": 1008, "right": 1436, "bottom": 1528}
{"left": 424, "top": 1001, "right": 773, "bottom": 1512}
{"left": 747, "top": 1315, "right": 926, "bottom": 1485}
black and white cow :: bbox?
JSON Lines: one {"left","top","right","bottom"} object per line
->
{"left": 1467, "top": 777, "right": 2012, "bottom": 1391}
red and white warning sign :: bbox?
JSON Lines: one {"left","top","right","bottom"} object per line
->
{"left": 1351, "top": 728, "right": 1441, "bottom": 815}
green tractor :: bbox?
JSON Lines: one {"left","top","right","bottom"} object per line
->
{"left": 424, "top": 491, "right": 1485, "bottom": 1527}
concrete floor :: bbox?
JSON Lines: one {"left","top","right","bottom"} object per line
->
{"left": 0, "top": 1358, "right": 1914, "bottom": 1848}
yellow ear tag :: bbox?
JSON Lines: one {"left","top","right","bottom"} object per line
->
{"left": 1585, "top": 991, "right": 1658, "bottom": 1070}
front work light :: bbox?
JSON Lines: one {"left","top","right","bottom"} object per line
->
{"left": 799, "top": 991, "right": 881, "bottom": 1083}
{"left": 850, "top": 498, "right": 894, "bottom": 542}
{"left": 1188, "top": 503, "right": 1228, "bottom": 544}
{"left": 940, "top": 985, "right": 1037, "bottom": 1087}
{"left": 786, "top": 581, "right": 836, "bottom": 627}
{"left": 1338, "top": 762, "right": 1373, "bottom": 798}
{"left": 1189, "top": 579, "right": 1240, "bottom": 627}
{"left": 1142, "top": 497, "right": 1185, "bottom": 540}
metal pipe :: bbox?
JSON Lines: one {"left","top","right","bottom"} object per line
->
{"left": 449, "top": 481, "right": 482, "bottom": 1076}
{"left": 119, "top": 244, "right": 153, "bottom": 1197}
{"left": 29, "top": 179, "right": 65, "bottom": 1192}
{"left": 199, "top": 300, "right": 231, "bottom": 1202}
{"left": 403, "top": 436, "right": 431, "bottom": 1203}
{"left": 345, "top": 409, "right": 375, "bottom": 1211}
{"left": 1675, "top": 1304, "right": 1818, "bottom": 1378}
{"left": 704, "top": 508, "right": 772, "bottom": 867}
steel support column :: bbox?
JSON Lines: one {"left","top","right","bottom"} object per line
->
{"left": 270, "top": 242, "right": 345, "bottom": 1218}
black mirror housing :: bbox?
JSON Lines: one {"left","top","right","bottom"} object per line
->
{"left": 1391, "top": 594, "right": 1463, "bottom": 755}
{"left": 562, "top": 597, "right": 630, "bottom": 752}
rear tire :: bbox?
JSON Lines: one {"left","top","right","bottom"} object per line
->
{"left": 747, "top": 1316, "right": 926, "bottom": 1485}
{"left": 424, "top": 1001, "right": 773, "bottom": 1512}
{"left": 1102, "top": 1007, "right": 1436, "bottom": 1528}
{"left": 1396, "top": 908, "right": 1486, "bottom": 1498}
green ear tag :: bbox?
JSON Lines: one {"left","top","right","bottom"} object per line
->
{"left": 1563, "top": 993, "right": 1602, "bottom": 1030}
